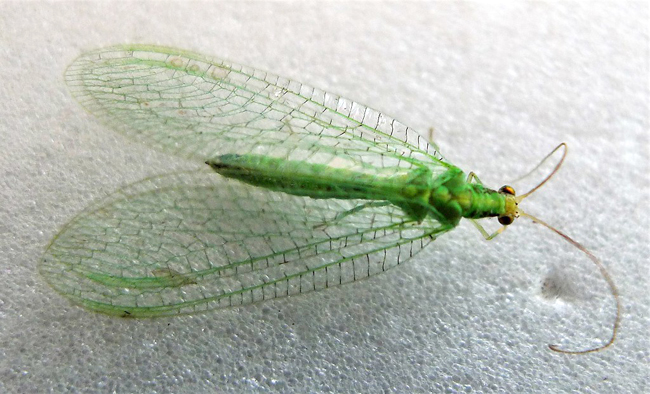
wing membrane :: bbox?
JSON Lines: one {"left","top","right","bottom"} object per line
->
{"left": 46, "top": 45, "right": 456, "bottom": 316}
{"left": 65, "top": 44, "right": 449, "bottom": 179}
{"left": 41, "top": 172, "right": 451, "bottom": 317}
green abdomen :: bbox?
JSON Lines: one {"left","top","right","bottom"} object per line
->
{"left": 206, "top": 154, "right": 411, "bottom": 201}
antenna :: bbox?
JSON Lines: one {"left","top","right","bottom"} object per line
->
{"left": 516, "top": 143, "right": 620, "bottom": 354}
{"left": 517, "top": 143, "right": 567, "bottom": 201}
{"left": 519, "top": 211, "right": 620, "bottom": 354}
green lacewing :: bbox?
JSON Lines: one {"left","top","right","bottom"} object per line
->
{"left": 41, "top": 44, "right": 619, "bottom": 354}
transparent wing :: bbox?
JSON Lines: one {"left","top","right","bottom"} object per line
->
{"left": 40, "top": 171, "right": 452, "bottom": 317}
{"left": 65, "top": 44, "right": 449, "bottom": 179}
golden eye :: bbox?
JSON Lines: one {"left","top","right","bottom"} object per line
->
{"left": 499, "top": 185, "right": 515, "bottom": 195}
{"left": 498, "top": 215, "right": 514, "bottom": 225}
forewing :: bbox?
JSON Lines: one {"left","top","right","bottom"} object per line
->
{"left": 65, "top": 44, "right": 449, "bottom": 179}
{"left": 40, "top": 172, "right": 451, "bottom": 317}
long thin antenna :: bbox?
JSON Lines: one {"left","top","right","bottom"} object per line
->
{"left": 519, "top": 211, "right": 620, "bottom": 354}
{"left": 517, "top": 143, "right": 568, "bottom": 201}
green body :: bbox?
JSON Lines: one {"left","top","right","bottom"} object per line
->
{"left": 208, "top": 154, "right": 507, "bottom": 226}
{"left": 42, "top": 44, "right": 512, "bottom": 317}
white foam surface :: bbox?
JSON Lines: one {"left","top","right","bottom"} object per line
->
{"left": 0, "top": 2, "right": 648, "bottom": 393}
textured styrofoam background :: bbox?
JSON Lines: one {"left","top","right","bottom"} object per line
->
{"left": 1, "top": 2, "right": 648, "bottom": 393}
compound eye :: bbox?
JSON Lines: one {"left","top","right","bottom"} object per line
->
{"left": 499, "top": 185, "right": 516, "bottom": 195}
{"left": 498, "top": 215, "right": 514, "bottom": 226}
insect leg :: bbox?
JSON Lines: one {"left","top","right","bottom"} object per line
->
{"left": 426, "top": 127, "right": 435, "bottom": 142}
{"left": 466, "top": 172, "right": 484, "bottom": 185}
{"left": 469, "top": 219, "right": 507, "bottom": 240}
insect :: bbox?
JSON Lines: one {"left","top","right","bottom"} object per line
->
{"left": 42, "top": 44, "right": 619, "bottom": 354}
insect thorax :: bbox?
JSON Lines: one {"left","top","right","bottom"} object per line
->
{"left": 428, "top": 168, "right": 507, "bottom": 225}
